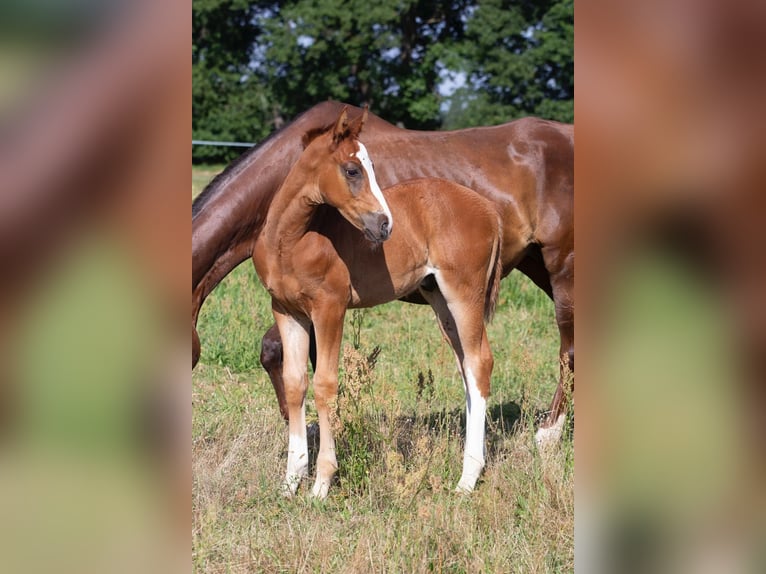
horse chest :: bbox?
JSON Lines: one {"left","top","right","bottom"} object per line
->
{"left": 257, "top": 244, "right": 350, "bottom": 314}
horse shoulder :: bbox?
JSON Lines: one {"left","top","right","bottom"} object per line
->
{"left": 288, "top": 232, "right": 338, "bottom": 272}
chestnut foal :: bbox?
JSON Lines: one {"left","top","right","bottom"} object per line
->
{"left": 253, "top": 108, "right": 502, "bottom": 497}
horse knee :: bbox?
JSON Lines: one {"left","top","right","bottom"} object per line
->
{"left": 312, "top": 376, "right": 338, "bottom": 408}
{"left": 283, "top": 372, "right": 308, "bottom": 405}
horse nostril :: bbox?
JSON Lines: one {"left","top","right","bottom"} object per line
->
{"left": 380, "top": 219, "right": 390, "bottom": 237}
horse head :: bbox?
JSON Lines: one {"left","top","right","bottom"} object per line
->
{"left": 301, "top": 106, "right": 393, "bottom": 243}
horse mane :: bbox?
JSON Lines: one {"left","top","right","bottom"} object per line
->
{"left": 192, "top": 108, "right": 328, "bottom": 219}
{"left": 301, "top": 123, "right": 333, "bottom": 149}
{"left": 192, "top": 147, "right": 252, "bottom": 218}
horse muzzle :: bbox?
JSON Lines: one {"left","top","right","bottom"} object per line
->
{"left": 360, "top": 211, "right": 392, "bottom": 243}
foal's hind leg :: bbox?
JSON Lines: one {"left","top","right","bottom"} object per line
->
{"left": 272, "top": 307, "right": 311, "bottom": 495}
{"left": 421, "top": 282, "right": 493, "bottom": 493}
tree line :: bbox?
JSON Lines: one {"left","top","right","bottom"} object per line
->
{"left": 193, "top": 0, "right": 573, "bottom": 163}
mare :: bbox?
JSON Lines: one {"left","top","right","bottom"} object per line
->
{"left": 252, "top": 108, "right": 502, "bottom": 497}
{"left": 192, "top": 101, "right": 574, "bottom": 446}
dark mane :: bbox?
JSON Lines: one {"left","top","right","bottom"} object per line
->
{"left": 192, "top": 146, "right": 253, "bottom": 218}
{"left": 192, "top": 108, "right": 325, "bottom": 219}
{"left": 301, "top": 123, "right": 333, "bottom": 149}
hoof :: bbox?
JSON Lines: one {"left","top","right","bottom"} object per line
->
{"left": 455, "top": 456, "right": 484, "bottom": 494}
{"left": 310, "top": 478, "right": 331, "bottom": 500}
{"left": 281, "top": 474, "right": 303, "bottom": 497}
{"left": 535, "top": 413, "right": 566, "bottom": 450}
{"left": 455, "top": 482, "right": 475, "bottom": 495}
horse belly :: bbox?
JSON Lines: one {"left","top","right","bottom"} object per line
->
{"left": 347, "top": 268, "right": 422, "bottom": 308}
{"left": 347, "top": 243, "right": 425, "bottom": 307}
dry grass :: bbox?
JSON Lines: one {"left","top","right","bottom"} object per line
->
{"left": 193, "top": 343, "right": 573, "bottom": 573}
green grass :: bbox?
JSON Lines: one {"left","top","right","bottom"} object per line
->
{"left": 193, "top": 166, "right": 573, "bottom": 573}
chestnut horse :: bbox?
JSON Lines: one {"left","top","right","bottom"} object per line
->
{"left": 253, "top": 108, "right": 502, "bottom": 497}
{"left": 193, "top": 101, "right": 573, "bottom": 446}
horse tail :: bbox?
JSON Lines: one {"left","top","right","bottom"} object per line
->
{"left": 484, "top": 219, "right": 503, "bottom": 323}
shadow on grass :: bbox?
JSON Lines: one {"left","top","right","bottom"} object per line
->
{"left": 301, "top": 400, "right": 572, "bottom": 482}
{"left": 392, "top": 400, "right": 526, "bottom": 462}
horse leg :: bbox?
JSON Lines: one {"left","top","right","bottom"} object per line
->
{"left": 308, "top": 305, "right": 345, "bottom": 499}
{"left": 260, "top": 323, "right": 289, "bottom": 421}
{"left": 271, "top": 306, "right": 311, "bottom": 495}
{"left": 260, "top": 323, "right": 318, "bottom": 422}
{"left": 535, "top": 253, "right": 574, "bottom": 448}
{"left": 421, "top": 283, "right": 493, "bottom": 493}
{"left": 192, "top": 324, "right": 201, "bottom": 367}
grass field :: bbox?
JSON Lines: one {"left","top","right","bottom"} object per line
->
{"left": 192, "top": 167, "right": 574, "bottom": 573}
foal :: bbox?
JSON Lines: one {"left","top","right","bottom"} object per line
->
{"left": 253, "top": 108, "right": 502, "bottom": 497}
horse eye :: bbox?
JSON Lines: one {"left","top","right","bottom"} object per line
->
{"left": 345, "top": 168, "right": 360, "bottom": 178}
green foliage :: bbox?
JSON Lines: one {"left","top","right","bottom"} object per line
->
{"left": 262, "top": 0, "right": 467, "bottom": 129}
{"left": 196, "top": 265, "right": 270, "bottom": 372}
{"left": 443, "top": 0, "right": 573, "bottom": 128}
{"left": 192, "top": 0, "right": 277, "bottom": 163}
{"left": 192, "top": 0, "right": 573, "bottom": 158}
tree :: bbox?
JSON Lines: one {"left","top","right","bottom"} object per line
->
{"left": 192, "top": 0, "right": 276, "bottom": 163}
{"left": 442, "top": 0, "right": 573, "bottom": 128}
{"left": 262, "top": 0, "right": 470, "bottom": 129}
{"left": 192, "top": 0, "right": 574, "bottom": 162}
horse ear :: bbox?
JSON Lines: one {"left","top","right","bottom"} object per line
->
{"left": 347, "top": 105, "right": 368, "bottom": 139}
{"left": 332, "top": 107, "right": 350, "bottom": 147}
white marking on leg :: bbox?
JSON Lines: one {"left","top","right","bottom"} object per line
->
{"left": 283, "top": 404, "right": 308, "bottom": 496}
{"left": 355, "top": 142, "right": 393, "bottom": 232}
{"left": 456, "top": 367, "right": 486, "bottom": 493}
{"left": 535, "top": 412, "right": 566, "bottom": 450}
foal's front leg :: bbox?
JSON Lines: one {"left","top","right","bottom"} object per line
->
{"left": 309, "top": 305, "right": 346, "bottom": 499}
{"left": 272, "top": 305, "right": 311, "bottom": 496}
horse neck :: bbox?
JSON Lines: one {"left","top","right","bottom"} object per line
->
{"left": 193, "top": 150, "right": 287, "bottom": 288}
{"left": 261, "top": 167, "right": 320, "bottom": 256}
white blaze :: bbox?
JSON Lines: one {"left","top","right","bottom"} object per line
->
{"left": 355, "top": 142, "right": 393, "bottom": 232}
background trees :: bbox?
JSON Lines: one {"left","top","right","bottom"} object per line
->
{"left": 192, "top": 0, "right": 573, "bottom": 163}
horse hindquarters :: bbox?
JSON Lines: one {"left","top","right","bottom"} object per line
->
{"left": 414, "top": 187, "right": 500, "bottom": 491}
